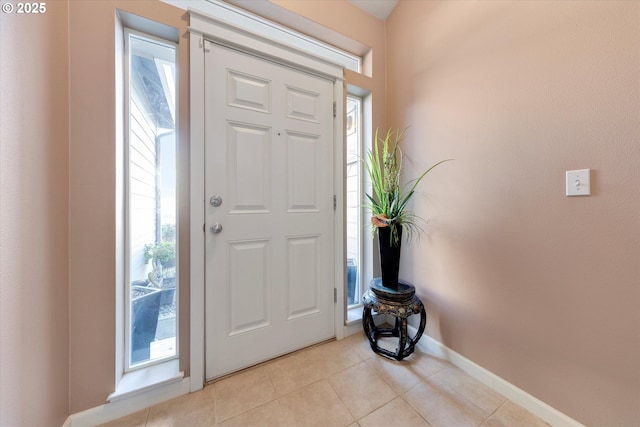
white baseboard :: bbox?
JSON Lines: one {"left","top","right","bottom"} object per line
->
{"left": 344, "top": 320, "right": 364, "bottom": 338}
{"left": 411, "top": 328, "right": 585, "bottom": 427}
{"left": 62, "top": 377, "right": 190, "bottom": 427}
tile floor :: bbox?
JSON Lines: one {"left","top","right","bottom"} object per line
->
{"left": 100, "top": 334, "right": 550, "bottom": 427}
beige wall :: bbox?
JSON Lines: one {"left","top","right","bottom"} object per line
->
{"left": 386, "top": 1, "right": 640, "bottom": 425}
{"left": 68, "top": 0, "right": 190, "bottom": 413}
{"left": 0, "top": 2, "right": 70, "bottom": 426}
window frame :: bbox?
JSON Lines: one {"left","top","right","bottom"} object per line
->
{"left": 346, "top": 95, "right": 363, "bottom": 309}
{"left": 345, "top": 89, "right": 373, "bottom": 324}
{"left": 111, "top": 11, "right": 185, "bottom": 402}
{"left": 123, "top": 27, "right": 180, "bottom": 373}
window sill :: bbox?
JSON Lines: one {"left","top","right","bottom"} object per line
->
{"left": 346, "top": 305, "right": 363, "bottom": 325}
{"left": 108, "top": 359, "right": 183, "bottom": 402}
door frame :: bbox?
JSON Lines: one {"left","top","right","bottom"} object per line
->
{"left": 188, "top": 4, "right": 345, "bottom": 393}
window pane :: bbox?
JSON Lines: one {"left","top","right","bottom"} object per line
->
{"left": 346, "top": 96, "right": 362, "bottom": 307}
{"left": 127, "top": 33, "right": 177, "bottom": 368}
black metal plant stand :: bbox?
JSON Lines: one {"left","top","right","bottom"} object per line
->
{"left": 362, "top": 278, "right": 426, "bottom": 361}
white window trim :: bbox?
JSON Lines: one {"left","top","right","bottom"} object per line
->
{"left": 123, "top": 28, "right": 180, "bottom": 372}
{"left": 163, "top": 0, "right": 361, "bottom": 73}
{"left": 345, "top": 88, "right": 374, "bottom": 330}
{"left": 186, "top": 1, "right": 348, "bottom": 393}
{"left": 114, "top": 9, "right": 183, "bottom": 402}
{"left": 345, "top": 95, "right": 364, "bottom": 311}
{"left": 108, "top": 360, "right": 184, "bottom": 402}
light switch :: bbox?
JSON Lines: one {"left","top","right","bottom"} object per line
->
{"left": 566, "top": 169, "right": 591, "bottom": 196}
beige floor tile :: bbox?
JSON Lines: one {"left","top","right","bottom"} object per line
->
{"left": 218, "top": 400, "right": 287, "bottom": 427}
{"left": 146, "top": 388, "right": 216, "bottom": 427}
{"left": 344, "top": 333, "right": 376, "bottom": 361}
{"left": 429, "top": 366, "right": 506, "bottom": 415}
{"left": 481, "top": 401, "right": 550, "bottom": 427}
{"left": 357, "top": 397, "right": 431, "bottom": 427}
{"left": 97, "top": 337, "right": 549, "bottom": 427}
{"left": 310, "top": 338, "right": 364, "bottom": 376}
{"left": 265, "top": 348, "right": 325, "bottom": 396}
{"left": 404, "top": 380, "right": 487, "bottom": 427}
{"left": 364, "top": 353, "right": 424, "bottom": 394}
{"left": 213, "top": 365, "right": 277, "bottom": 423}
{"left": 329, "top": 361, "right": 397, "bottom": 419}
{"left": 402, "top": 352, "right": 451, "bottom": 381}
{"left": 278, "top": 380, "right": 354, "bottom": 427}
{"left": 97, "top": 409, "right": 149, "bottom": 427}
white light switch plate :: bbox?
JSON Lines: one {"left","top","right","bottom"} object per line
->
{"left": 566, "top": 169, "right": 591, "bottom": 196}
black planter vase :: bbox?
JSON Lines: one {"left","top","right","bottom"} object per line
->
{"left": 378, "top": 225, "right": 402, "bottom": 290}
{"left": 131, "top": 285, "right": 161, "bottom": 364}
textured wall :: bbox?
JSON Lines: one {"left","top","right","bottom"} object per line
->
{"left": 0, "top": 2, "right": 70, "bottom": 426}
{"left": 386, "top": 1, "right": 640, "bottom": 425}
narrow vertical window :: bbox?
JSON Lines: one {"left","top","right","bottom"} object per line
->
{"left": 346, "top": 96, "right": 363, "bottom": 307}
{"left": 125, "top": 30, "right": 178, "bottom": 369}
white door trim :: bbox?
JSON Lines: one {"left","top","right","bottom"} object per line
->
{"left": 188, "top": 2, "right": 345, "bottom": 393}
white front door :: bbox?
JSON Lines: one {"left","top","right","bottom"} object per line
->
{"left": 204, "top": 42, "right": 335, "bottom": 379}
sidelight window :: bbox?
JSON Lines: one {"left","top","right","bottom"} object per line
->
{"left": 124, "top": 30, "right": 178, "bottom": 370}
{"left": 346, "top": 95, "right": 363, "bottom": 308}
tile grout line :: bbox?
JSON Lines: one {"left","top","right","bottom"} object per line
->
{"left": 478, "top": 399, "right": 508, "bottom": 427}
{"left": 398, "top": 380, "right": 437, "bottom": 426}
{"left": 358, "top": 353, "right": 437, "bottom": 426}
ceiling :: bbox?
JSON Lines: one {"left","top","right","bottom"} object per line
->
{"left": 347, "top": 0, "right": 398, "bottom": 21}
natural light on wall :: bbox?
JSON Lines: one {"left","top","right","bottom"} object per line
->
{"left": 125, "top": 30, "right": 178, "bottom": 370}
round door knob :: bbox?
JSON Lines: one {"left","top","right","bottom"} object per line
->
{"left": 210, "top": 223, "right": 223, "bottom": 234}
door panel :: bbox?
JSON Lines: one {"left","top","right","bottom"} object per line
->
{"left": 227, "top": 70, "right": 272, "bottom": 113}
{"left": 287, "top": 235, "right": 320, "bottom": 319}
{"left": 286, "top": 86, "right": 322, "bottom": 122}
{"left": 287, "top": 132, "right": 320, "bottom": 211}
{"left": 205, "top": 42, "right": 335, "bottom": 379}
{"left": 228, "top": 240, "right": 270, "bottom": 335}
{"left": 227, "top": 123, "right": 271, "bottom": 213}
